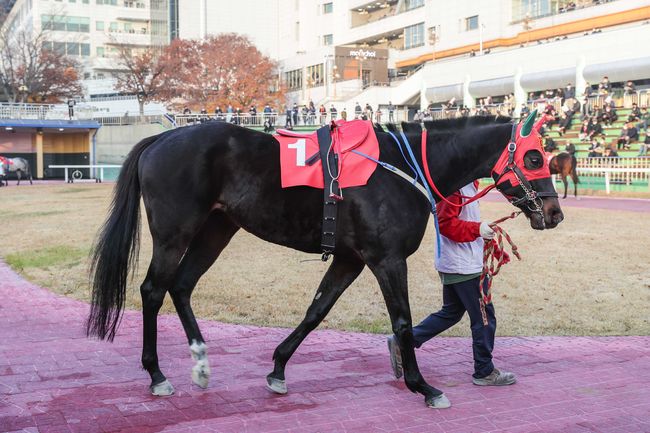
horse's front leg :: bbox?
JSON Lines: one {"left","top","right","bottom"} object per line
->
{"left": 267, "top": 256, "right": 364, "bottom": 394}
{"left": 16, "top": 170, "right": 21, "bottom": 186}
{"left": 368, "top": 257, "right": 450, "bottom": 409}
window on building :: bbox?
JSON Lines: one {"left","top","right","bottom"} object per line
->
{"left": 96, "top": 0, "right": 117, "bottom": 4}
{"left": 284, "top": 69, "right": 303, "bottom": 91}
{"left": 69, "top": 0, "right": 76, "bottom": 3}
{"left": 109, "top": 22, "right": 118, "bottom": 32}
{"left": 404, "top": 0, "right": 424, "bottom": 10}
{"left": 96, "top": 20, "right": 104, "bottom": 31}
{"left": 124, "top": 22, "right": 133, "bottom": 32}
{"left": 322, "top": 34, "right": 333, "bottom": 46}
{"left": 404, "top": 22, "right": 424, "bottom": 49}
{"left": 306, "top": 64, "right": 324, "bottom": 87}
{"left": 465, "top": 15, "right": 479, "bottom": 31}
{"left": 80, "top": 43, "right": 90, "bottom": 56}
{"left": 323, "top": 2, "right": 333, "bottom": 14}
{"left": 82, "top": 0, "right": 89, "bottom": 3}
{"left": 96, "top": 46, "right": 105, "bottom": 56}
{"left": 66, "top": 42, "right": 79, "bottom": 55}
{"left": 41, "top": 15, "right": 90, "bottom": 32}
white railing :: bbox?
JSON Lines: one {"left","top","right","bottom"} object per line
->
{"left": 0, "top": 103, "right": 57, "bottom": 120}
{"left": 576, "top": 157, "right": 650, "bottom": 193}
{"left": 48, "top": 164, "right": 121, "bottom": 183}
{"left": 623, "top": 89, "right": 650, "bottom": 108}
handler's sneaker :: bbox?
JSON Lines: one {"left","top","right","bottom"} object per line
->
{"left": 472, "top": 368, "right": 516, "bottom": 386}
{"left": 387, "top": 335, "right": 403, "bottom": 379}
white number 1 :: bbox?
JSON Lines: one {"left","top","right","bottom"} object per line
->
{"left": 288, "top": 139, "right": 306, "bottom": 167}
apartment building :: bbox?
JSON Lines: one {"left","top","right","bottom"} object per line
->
{"left": 0, "top": 0, "right": 178, "bottom": 104}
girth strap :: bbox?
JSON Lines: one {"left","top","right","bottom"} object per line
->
{"left": 317, "top": 125, "right": 340, "bottom": 261}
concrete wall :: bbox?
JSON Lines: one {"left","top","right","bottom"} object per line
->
{"left": 95, "top": 124, "right": 166, "bottom": 165}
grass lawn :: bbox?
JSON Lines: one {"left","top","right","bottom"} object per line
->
{"left": 1, "top": 183, "right": 648, "bottom": 337}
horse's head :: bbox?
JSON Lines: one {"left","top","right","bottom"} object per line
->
{"left": 492, "top": 111, "right": 564, "bottom": 230}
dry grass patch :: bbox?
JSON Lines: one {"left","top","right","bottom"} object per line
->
{"left": 0, "top": 183, "right": 648, "bottom": 336}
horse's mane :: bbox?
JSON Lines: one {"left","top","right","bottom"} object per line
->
{"left": 422, "top": 115, "right": 511, "bottom": 131}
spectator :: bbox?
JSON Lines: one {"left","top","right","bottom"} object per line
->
{"left": 291, "top": 103, "right": 299, "bottom": 126}
{"left": 601, "top": 105, "right": 618, "bottom": 126}
{"left": 599, "top": 76, "right": 610, "bottom": 94}
{"left": 182, "top": 106, "right": 191, "bottom": 115}
{"left": 617, "top": 122, "right": 638, "bottom": 150}
{"left": 623, "top": 80, "right": 636, "bottom": 95}
{"left": 628, "top": 103, "right": 641, "bottom": 122}
{"left": 375, "top": 108, "right": 382, "bottom": 123}
{"left": 638, "top": 133, "right": 650, "bottom": 156}
{"left": 588, "top": 138, "right": 604, "bottom": 158}
{"left": 520, "top": 104, "right": 530, "bottom": 118}
{"left": 578, "top": 119, "right": 592, "bottom": 141}
{"left": 354, "top": 102, "right": 362, "bottom": 119}
{"left": 308, "top": 101, "right": 316, "bottom": 125}
{"left": 67, "top": 99, "right": 76, "bottom": 119}
{"left": 341, "top": 107, "right": 348, "bottom": 121}
{"left": 388, "top": 101, "right": 395, "bottom": 123}
{"left": 263, "top": 104, "right": 273, "bottom": 129}
{"left": 284, "top": 105, "right": 293, "bottom": 129}
{"left": 638, "top": 107, "right": 649, "bottom": 132}
{"left": 562, "top": 83, "right": 575, "bottom": 102}
{"left": 319, "top": 104, "right": 327, "bottom": 125}
{"left": 565, "top": 141, "right": 576, "bottom": 156}
{"left": 330, "top": 105, "right": 338, "bottom": 121}
{"left": 365, "top": 103, "right": 373, "bottom": 120}
{"left": 604, "top": 146, "right": 619, "bottom": 158}
{"left": 299, "top": 105, "right": 307, "bottom": 125}
{"left": 215, "top": 105, "right": 224, "bottom": 121}
{"left": 226, "top": 105, "right": 233, "bottom": 123}
{"left": 544, "top": 134, "right": 558, "bottom": 152}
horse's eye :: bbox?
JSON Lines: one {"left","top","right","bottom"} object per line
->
{"left": 524, "top": 150, "right": 543, "bottom": 169}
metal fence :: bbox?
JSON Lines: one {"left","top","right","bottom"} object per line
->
{"left": 623, "top": 90, "right": 650, "bottom": 108}
{"left": 576, "top": 157, "right": 650, "bottom": 192}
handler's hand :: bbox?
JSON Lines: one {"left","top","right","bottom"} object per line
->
{"left": 480, "top": 222, "right": 495, "bottom": 240}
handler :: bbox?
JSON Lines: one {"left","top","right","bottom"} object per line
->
{"left": 388, "top": 181, "right": 516, "bottom": 386}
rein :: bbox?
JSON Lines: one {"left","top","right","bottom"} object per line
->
{"left": 478, "top": 211, "right": 522, "bottom": 325}
{"left": 420, "top": 129, "right": 496, "bottom": 207}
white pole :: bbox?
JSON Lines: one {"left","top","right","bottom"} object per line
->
{"left": 605, "top": 171, "right": 610, "bottom": 194}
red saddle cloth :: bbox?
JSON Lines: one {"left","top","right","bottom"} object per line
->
{"left": 275, "top": 119, "right": 379, "bottom": 189}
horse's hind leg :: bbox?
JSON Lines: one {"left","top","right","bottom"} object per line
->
{"left": 368, "top": 257, "right": 448, "bottom": 408}
{"left": 168, "top": 211, "right": 239, "bottom": 389}
{"left": 16, "top": 170, "right": 21, "bottom": 186}
{"left": 561, "top": 174, "right": 568, "bottom": 199}
{"left": 267, "top": 256, "right": 364, "bottom": 394}
{"left": 140, "top": 238, "right": 188, "bottom": 396}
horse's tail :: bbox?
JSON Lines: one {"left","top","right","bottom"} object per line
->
{"left": 86, "top": 134, "right": 160, "bottom": 341}
{"left": 570, "top": 154, "right": 579, "bottom": 184}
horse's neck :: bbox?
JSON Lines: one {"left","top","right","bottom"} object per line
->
{"left": 424, "top": 124, "right": 511, "bottom": 198}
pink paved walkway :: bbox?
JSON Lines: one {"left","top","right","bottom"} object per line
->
{"left": 0, "top": 261, "right": 649, "bottom": 433}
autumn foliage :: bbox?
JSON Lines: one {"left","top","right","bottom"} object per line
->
{"left": 116, "top": 33, "right": 284, "bottom": 113}
{"left": 0, "top": 29, "right": 83, "bottom": 102}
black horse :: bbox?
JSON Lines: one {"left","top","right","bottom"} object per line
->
{"left": 87, "top": 113, "right": 563, "bottom": 408}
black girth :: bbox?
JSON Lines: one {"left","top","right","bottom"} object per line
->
{"left": 317, "top": 125, "right": 341, "bottom": 261}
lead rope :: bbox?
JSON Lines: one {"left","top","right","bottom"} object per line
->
{"left": 478, "top": 211, "right": 522, "bottom": 325}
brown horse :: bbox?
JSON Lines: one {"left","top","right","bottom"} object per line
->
{"left": 548, "top": 152, "right": 578, "bottom": 198}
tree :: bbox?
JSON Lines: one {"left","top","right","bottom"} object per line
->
{"left": 114, "top": 45, "right": 169, "bottom": 115}
{"left": 0, "top": 27, "right": 83, "bottom": 103}
{"left": 164, "top": 34, "right": 284, "bottom": 111}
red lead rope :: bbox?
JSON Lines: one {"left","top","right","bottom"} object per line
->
{"left": 420, "top": 130, "right": 496, "bottom": 207}
{"left": 478, "top": 211, "right": 522, "bottom": 325}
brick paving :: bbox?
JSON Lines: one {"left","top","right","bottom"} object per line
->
{"left": 0, "top": 260, "right": 649, "bottom": 433}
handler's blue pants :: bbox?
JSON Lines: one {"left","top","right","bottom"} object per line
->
{"left": 412, "top": 276, "right": 496, "bottom": 379}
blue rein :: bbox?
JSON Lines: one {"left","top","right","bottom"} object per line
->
{"left": 354, "top": 130, "right": 442, "bottom": 258}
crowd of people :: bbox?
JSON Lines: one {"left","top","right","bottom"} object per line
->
{"left": 536, "top": 77, "right": 649, "bottom": 158}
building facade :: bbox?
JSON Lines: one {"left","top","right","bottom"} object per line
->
{"left": 178, "top": 0, "right": 650, "bottom": 115}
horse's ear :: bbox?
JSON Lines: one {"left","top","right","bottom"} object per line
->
{"left": 520, "top": 109, "right": 537, "bottom": 137}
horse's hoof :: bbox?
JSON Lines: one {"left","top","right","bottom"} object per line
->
{"left": 150, "top": 379, "right": 175, "bottom": 396}
{"left": 425, "top": 393, "right": 451, "bottom": 409}
{"left": 192, "top": 360, "right": 210, "bottom": 389}
{"left": 266, "top": 376, "right": 287, "bottom": 394}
